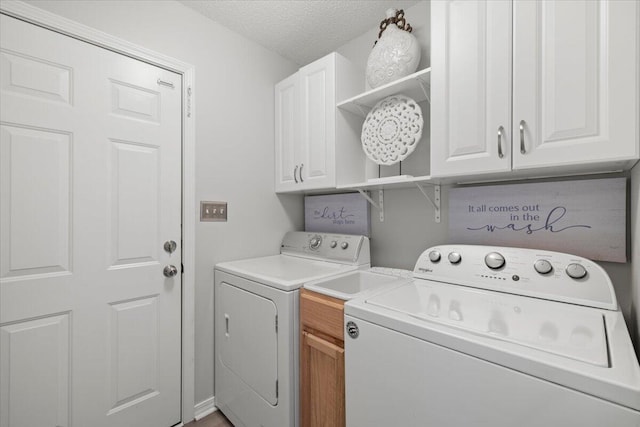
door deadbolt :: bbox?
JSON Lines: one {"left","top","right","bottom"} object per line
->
{"left": 164, "top": 240, "right": 177, "bottom": 254}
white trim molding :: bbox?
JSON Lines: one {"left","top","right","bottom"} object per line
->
{"left": 194, "top": 397, "right": 218, "bottom": 421}
{"left": 0, "top": 1, "right": 197, "bottom": 423}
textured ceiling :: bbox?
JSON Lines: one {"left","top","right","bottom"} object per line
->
{"left": 179, "top": 0, "right": 422, "bottom": 65}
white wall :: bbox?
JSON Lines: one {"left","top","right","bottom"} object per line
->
{"left": 21, "top": 0, "right": 302, "bottom": 408}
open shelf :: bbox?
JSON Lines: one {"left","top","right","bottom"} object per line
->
{"left": 337, "top": 175, "right": 436, "bottom": 191}
{"left": 337, "top": 67, "right": 431, "bottom": 117}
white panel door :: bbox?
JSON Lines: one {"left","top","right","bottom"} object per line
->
{"left": 299, "top": 54, "right": 336, "bottom": 190}
{"left": 513, "top": 0, "right": 639, "bottom": 170}
{"left": 0, "top": 15, "right": 181, "bottom": 427}
{"left": 431, "top": 0, "right": 512, "bottom": 178}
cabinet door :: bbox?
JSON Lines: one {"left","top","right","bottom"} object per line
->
{"left": 300, "top": 331, "right": 345, "bottom": 427}
{"left": 275, "top": 73, "right": 301, "bottom": 192}
{"left": 298, "top": 54, "right": 336, "bottom": 189}
{"left": 513, "top": 0, "right": 639, "bottom": 170}
{"left": 431, "top": 0, "right": 512, "bottom": 178}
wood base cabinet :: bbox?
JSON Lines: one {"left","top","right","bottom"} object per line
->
{"left": 431, "top": 0, "right": 639, "bottom": 179}
{"left": 300, "top": 289, "right": 345, "bottom": 427}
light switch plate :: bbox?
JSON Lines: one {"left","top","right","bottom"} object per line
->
{"left": 200, "top": 201, "right": 227, "bottom": 222}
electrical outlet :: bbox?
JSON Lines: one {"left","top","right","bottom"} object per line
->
{"left": 200, "top": 201, "right": 227, "bottom": 222}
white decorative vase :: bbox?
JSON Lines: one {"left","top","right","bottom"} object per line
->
{"left": 366, "top": 10, "right": 421, "bottom": 89}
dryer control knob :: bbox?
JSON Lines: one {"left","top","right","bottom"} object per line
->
{"left": 428, "top": 251, "right": 441, "bottom": 263}
{"left": 566, "top": 263, "right": 587, "bottom": 280}
{"left": 341, "top": 242, "right": 349, "bottom": 250}
{"left": 484, "top": 252, "right": 505, "bottom": 269}
{"left": 448, "top": 252, "right": 462, "bottom": 264}
{"left": 330, "top": 240, "right": 337, "bottom": 248}
{"left": 534, "top": 259, "right": 553, "bottom": 275}
{"left": 309, "top": 235, "right": 322, "bottom": 250}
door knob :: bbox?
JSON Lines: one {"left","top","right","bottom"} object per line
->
{"left": 164, "top": 240, "right": 177, "bottom": 254}
{"left": 163, "top": 265, "right": 178, "bottom": 277}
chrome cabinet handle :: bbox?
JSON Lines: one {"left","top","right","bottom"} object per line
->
{"left": 163, "top": 265, "right": 178, "bottom": 278}
{"left": 294, "top": 165, "right": 298, "bottom": 183}
{"left": 519, "top": 120, "right": 527, "bottom": 154}
{"left": 299, "top": 163, "right": 304, "bottom": 183}
{"left": 497, "top": 126, "right": 505, "bottom": 159}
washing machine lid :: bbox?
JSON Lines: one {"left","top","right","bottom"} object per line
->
{"left": 365, "top": 279, "right": 609, "bottom": 366}
{"left": 346, "top": 278, "right": 640, "bottom": 411}
{"left": 215, "top": 255, "right": 358, "bottom": 291}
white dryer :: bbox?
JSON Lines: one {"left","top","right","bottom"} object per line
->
{"left": 345, "top": 245, "right": 640, "bottom": 426}
{"left": 214, "top": 232, "right": 370, "bottom": 427}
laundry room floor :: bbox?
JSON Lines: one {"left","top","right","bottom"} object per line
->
{"left": 185, "top": 411, "right": 233, "bottom": 427}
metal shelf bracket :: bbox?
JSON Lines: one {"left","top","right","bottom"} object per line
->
{"left": 417, "top": 78, "right": 431, "bottom": 104}
{"left": 353, "top": 101, "right": 369, "bottom": 117}
{"left": 357, "top": 189, "right": 384, "bottom": 222}
{"left": 415, "top": 183, "right": 440, "bottom": 223}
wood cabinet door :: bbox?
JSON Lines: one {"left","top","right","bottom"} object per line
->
{"left": 298, "top": 53, "right": 336, "bottom": 190}
{"left": 275, "top": 72, "right": 301, "bottom": 192}
{"left": 301, "top": 331, "right": 345, "bottom": 427}
{"left": 431, "top": 0, "right": 512, "bottom": 178}
{"left": 512, "top": 0, "right": 639, "bottom": 170}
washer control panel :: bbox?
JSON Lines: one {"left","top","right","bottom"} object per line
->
{"left": 414, "top": 245, "right": 617, "bottom": 310}
{"left": 280, "top": 232, "right": 370, "bottom": 265}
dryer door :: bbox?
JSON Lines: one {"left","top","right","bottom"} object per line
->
{"left": 218, "top": 282, "right": 278, "bottom": 405}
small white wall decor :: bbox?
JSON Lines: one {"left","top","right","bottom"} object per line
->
{"left": 361, "top": 94, "right": 423, "bottom": 166}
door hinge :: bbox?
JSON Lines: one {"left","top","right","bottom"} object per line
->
{"left": 276, "top": 380, "right": 279, "bottom": 398}
{"left": 275, "top": 315, "right": 278, "bottom": 333}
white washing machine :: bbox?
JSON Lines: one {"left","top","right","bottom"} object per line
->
{"left": 345, "top": 245, "right": 640, "bottom": 426}
{"left": 214, "top": 231, "right": 370, "bottom": 427}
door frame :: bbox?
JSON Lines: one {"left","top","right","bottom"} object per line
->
{"left": 0, "top": 1, "right": 197, "bottom": 424}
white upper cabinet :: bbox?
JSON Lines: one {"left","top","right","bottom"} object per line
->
{"left": 431, "top": 0, "right": 512, "bottom": 177}
{"left": 275, "top": 73, "right": 300, "bottom": 192}
{"left": 275, "top": 52, "right": 363, "bottom": 193}
{"left": 512, "top": 0, "right": 639, "bottom": 170}
{"left": 431, "top": 0, "right": 639, "bottom": 179}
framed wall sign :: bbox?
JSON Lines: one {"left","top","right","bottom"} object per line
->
{"left": 448, "top": 178, "right": 627, "bottom": 262}
{"left": 305, "top": 193, "right": 371, "bottom": 237}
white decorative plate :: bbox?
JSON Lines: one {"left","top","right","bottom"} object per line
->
{"left": 361, "top": 94, "right": 423, "bottom": 165}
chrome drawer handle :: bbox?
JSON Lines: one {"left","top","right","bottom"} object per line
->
{"left": 299, "top": 163, "right": 304, "bottom": 183}
{"left": 294, "top": 165, "right": 298, "bottom": 183}
{"left": 497, "top": 126, "right": 505, "bottom": 159}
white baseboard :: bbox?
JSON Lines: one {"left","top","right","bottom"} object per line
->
{"left": 194, "top": 397, "right": 217, "bottom": 421}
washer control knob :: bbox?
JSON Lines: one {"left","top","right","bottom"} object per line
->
{"left": 566, "top": 263, "right": 587, "bottom": 280}
{"left": 534, "top": 259, "right": 553, "bottom": 275}
{"left": 484, "top": 252, "right": 505, "bottom": 269}
{"left": 330, "top": 240, "right": 337, "bottom": 248}
{"left": 309, "top": 235, "right": 322, "bottom": 250}
{"left": 341, "top": 241, "right": 349, "bottom": 250}
{"left": 448, "top": 252, "right": 462, "bottom": 264}
{"left": 428, "top": 251, "right": 441, "bottom": 263}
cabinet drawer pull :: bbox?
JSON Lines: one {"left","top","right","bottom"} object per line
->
{"left": 519, "top": 120, "right": 527, "bottom": 154}
{"left": 299, "top": 163, "right": 304, "bottom": 183}
{"left": 497, "top": 126, "right": 505, "bottom": 159}
{"left": 294, "top": 165, "right": 299, "bottom": 183}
